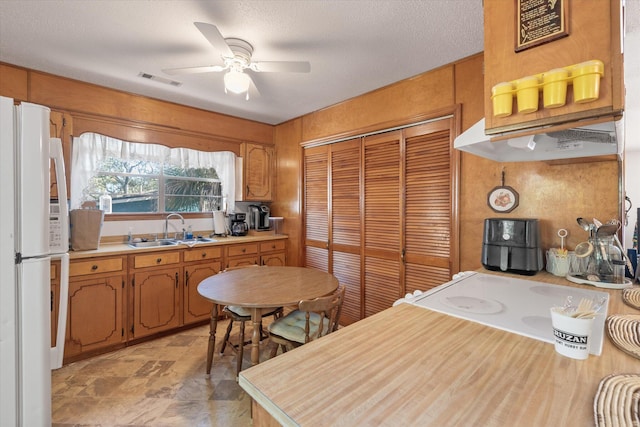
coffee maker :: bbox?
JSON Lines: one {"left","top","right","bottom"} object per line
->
{"left": 230, "top": 213, "right": 248, "bottom": 236}
{"left": 481, "top": 218, "right": 543, "bottom": 275}
{"left": 249, "top": 204, "right": 270, "bottom": 230}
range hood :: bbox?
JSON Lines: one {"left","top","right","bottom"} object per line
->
{"left": 454, "top": 117, "right": 624, "bottom": 162}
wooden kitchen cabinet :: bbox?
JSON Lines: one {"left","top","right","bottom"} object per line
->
{"left": 239, "top": 143, "right": 274, "bottom": 201}
{"left": 62, "top": 237, "right": 287, "bottom": 363}
{"left": 65, "top": 256, "right": 126, "bottom": 361}
{"left": 225, "top": 243, "right": 259, "bottom": 268}
{"left": 130, "top": 251, "right": 182, "bottom": 339}
{"left": 183, "top": 246, "right": 222, "bottom": 324}
{"left": 259, "top": 240, "right": 286, "bottom": 266}
{"left": 483, "top": 0, "right": 623, "bottom": 134}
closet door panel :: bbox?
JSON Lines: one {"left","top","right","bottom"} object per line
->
{"left": 404, "top": 120, "right": 453, "bottom": 289}
{"left": 304, "top": 146, "right": 329, "bottom": 271}
{"left": 363, "top": 131, "right": 402, "bottom": 315}
{"left": 331, "top": 140, "right": 361, "bottom": 248}
{"left": 364, "top": 256, "right": 400, "bottom": 317}
{"left": 331, "top": 139, "right": 362, "bottom": 324}
{"left": 332, "top": 251, "right": 361, "bottom": 325}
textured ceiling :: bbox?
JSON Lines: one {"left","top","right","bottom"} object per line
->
{"left": 0, "top": 0, "right": 637, "bottom": 152}
{"left": 0, "top": 0, "right": 484, "bottom": 125}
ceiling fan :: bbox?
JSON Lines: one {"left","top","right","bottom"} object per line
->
{"left": 163, "top": 22, "right": 311, "bottom": 99}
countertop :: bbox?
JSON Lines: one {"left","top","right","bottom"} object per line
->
{"left": 239, "top": 270, "right": 639, "bottom": 426}
{"left": 68, "top": 234, "right": 288, "bottom": 260}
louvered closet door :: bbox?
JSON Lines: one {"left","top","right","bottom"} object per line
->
{"left": 330, "top": 139, "right": 361, "bottom": 324}
{"left": 304, "top": 146, "right": 329, "bottom": 271}
{"left": 404, "top": 120, "right": 453, "bottom": 292}
{"left": 363, "top": 131, "right": 402, "bottom": 317}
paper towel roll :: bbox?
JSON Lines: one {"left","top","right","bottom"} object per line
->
{"left": 213, "top": 211, "right": 226, "bottom": 235}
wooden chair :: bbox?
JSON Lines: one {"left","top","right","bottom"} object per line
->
{"left": 268, "top": 285, "right": 345, "bottom": 357}
{"left": 218, "top": 265, "right": 283, "bottom": 376}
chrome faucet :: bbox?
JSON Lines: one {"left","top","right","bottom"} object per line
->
{"left": 164, "top": 213, "right": 185, "bottom": 239}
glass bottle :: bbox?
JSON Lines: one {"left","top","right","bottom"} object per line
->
{"left": 99, "top": 193, "right": 112, "bottom": 214}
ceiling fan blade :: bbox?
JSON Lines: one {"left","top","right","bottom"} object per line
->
{"left": 194, "top": 22, "right": 234, "bottom": 58}
{"left": 247, "top": 74, "right": 261, "bottom": 99}
{"left": 162, "top": 65, "right": 226, "bottom": 75}
{"left": 250, "top": 61, "right": 311, "bottom": 73}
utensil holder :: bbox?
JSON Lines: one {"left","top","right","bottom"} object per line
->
{"left": 546, "top": 250, "right": 569, "bottom": 276}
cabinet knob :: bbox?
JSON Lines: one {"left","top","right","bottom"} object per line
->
{"left": 241, "top": 248, "right": 246, "bottom": 253}
{"left": 91, "top": 265, "right": 98, "bottom": 271}
{"left": 201, "top": 252, "right": 206, "bottom": 258}
{"left": 156, "top": 258, "right": 162, "bottom": 263}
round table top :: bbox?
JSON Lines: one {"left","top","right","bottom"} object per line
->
{"left": 197, "top": 266, "right": 339, "bottom": 308}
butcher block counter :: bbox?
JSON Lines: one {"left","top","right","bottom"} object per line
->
{"left": 239, "top": 271, "right": 639, "bottom": 426}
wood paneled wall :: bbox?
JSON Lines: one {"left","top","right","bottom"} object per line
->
{"left": 0, "top": 62, "right": 273, "bottom": 149}
{"left": 1, "top": 58, "right": 621, "bottom": 272}
{"left": 272, "top": 118, "right": 304, "bottom": 267}
{"left": 301, "top": 66, "right": 455, "bottom": 143}
{"left": 276, "top": 52, "right": 620, "bottom": 272}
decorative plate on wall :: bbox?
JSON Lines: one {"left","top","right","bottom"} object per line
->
{"left": 488, "top": 185, "right": 519, "bottom": 213}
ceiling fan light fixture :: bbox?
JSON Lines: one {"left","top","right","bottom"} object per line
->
{"left": 224, "top": 69, "right": 250, "bottom": 95}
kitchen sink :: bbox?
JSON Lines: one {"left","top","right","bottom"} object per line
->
{"left": 176, "top": 236, "right": 217, "bottom": 244}
{"left": 128, "top": 236, "right": 217, "bottom": 248}
{"left": 128, "top": 239, "right": 179, "bottom": 248}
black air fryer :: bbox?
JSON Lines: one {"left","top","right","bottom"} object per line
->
{"left": 481, "top": 218, "right": 543, "bottom": 275}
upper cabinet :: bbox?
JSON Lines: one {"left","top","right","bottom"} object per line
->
{"left": 483, "top": 0, "right": 624, "bottom": 134}
{"left": 237, "top": 142, "right": 274, "bottom": 201}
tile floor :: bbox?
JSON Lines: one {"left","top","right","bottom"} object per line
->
{"left": 52, "top": 318, "right": 271, "bottom": 426}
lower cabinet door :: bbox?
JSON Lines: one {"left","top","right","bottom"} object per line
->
{"left": 65, "top": 275, "right": 124, "bottom": 358}
{"left": 261, "top": 252, "right": 286, "bottom": 266}
{"left": 132, "top": 267, "right": 181, "bottom": 339}
{"left": 184, "top": 262, "right": 221, "bottom": 324}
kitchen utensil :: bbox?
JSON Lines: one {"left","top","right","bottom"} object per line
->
{"left": 593, "top": 217, "right": 603, "bottom": 228}
{"left": 557, "top": 229, "right": 568, "bottom": 254}
{"left": 596, "top": 223, "right": 619, "bottom": 237}
{"left": 577, "top": 217, "right": 591, "bottom": 232}
{"left": 612, "top": 233, "right": 635, "bottom": 276}
{"left": 575, "top": 241, "right": 593, "bottom": 258}
{"left": 572, "top": 298, "right": 594, "bottom": 318}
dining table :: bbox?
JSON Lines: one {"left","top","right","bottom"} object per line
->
{"left": 197, "top": 266, "right": 339, "bottom": 373}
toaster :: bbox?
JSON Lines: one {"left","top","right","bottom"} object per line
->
{"left": 481, "top": 218, "right": 543, "bottom": 275}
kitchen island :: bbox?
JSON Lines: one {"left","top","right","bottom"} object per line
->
{"left": 239, "top": 271, "right": 638, "bottom": 426}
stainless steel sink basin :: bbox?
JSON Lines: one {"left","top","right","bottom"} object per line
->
{"left": 177, "top": 237, "right": 217, "bottom": 244}
{"left": 128, "top": 236, "right": 216, "bottom": 248}
{"left": 128, "top": 239, "right": 179, "bottom": 248}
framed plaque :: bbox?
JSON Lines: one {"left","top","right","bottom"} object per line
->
{"left": 516, "top": 0, "right": 569, "bottom": 52}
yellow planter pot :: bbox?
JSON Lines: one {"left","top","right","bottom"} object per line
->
{"left": 491, "top": 82, "right": 514, "bottom": 117}
{"left": 571, "top": 60, "right": 604, "bottom": 104}
{"left": 515, "top": 76, "right": 540, "bottom": 114}
{"left": 543, "top": 68, "right": 569, "bottom": 108}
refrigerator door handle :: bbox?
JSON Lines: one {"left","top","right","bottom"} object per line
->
{"left": 50, "top": 253, "right": 68, "bottom": 369}
{"left": 50, "top": 138, "right": 69, "bottom": 253}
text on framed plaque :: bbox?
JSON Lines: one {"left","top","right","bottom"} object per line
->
{"left": 516, "top": 0, "right": 569, "bottom": 52}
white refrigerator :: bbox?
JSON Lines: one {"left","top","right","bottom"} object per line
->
{"left": 0, "top": 96, "right": 70, "bottom": 426}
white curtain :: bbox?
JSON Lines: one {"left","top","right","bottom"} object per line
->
{"left": 71, "top": 132, "right": 236, "bottom": 212}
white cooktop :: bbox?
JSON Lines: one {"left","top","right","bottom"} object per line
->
{"left": 409, "top": 272, "right": 609, "bottom": 355}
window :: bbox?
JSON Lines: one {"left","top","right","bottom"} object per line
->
{"left": 71, "top": 133, "right": 236, "bottom": 214}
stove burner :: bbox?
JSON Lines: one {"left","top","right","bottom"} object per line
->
{"left": 521, "top": 315, "right": 552, "bottom": 334}
{"left": 529, "top": 285, "right": 573, "bottom": 298}
{"left": 441, "top": 296, "right": 503, "bottom": 314}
